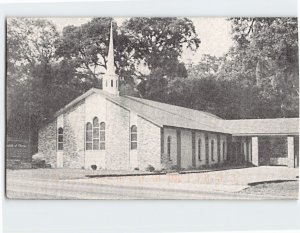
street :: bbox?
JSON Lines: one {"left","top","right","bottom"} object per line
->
{"left": 6, "top": 166, "right": 299, "bottom": 200}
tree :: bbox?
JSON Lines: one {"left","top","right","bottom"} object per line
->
{"left": 6, "top": 18, "right": 94, "bottom": 153}
{"left": 121, "top": 17, "right": 200, "bottom": 78}
{"left": 7, "top": 18, "right": 59, "bottom": 75}
{"left": 218, "top": 17, "right": 299, "bottom": 118}
{"left": 187, "top": 54, "right": 223, "bottom": 78}
{"left": 7, "top": 18, "right": 60, "bottom": 141}
{"left": 56, "top": 17, "right": 200, "bottom": 90}
{"left": 137, "top": 68, "right": 169, "bottom": 102}
{"left": 55, "top": 18, "right": 115, "bottom": 85}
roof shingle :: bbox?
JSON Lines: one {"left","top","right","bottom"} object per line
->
{"left": 51, "top": 88, "right": 299, "bottom": 136}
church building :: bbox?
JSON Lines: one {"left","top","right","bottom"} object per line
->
{"left": 38, "top": 24, "right": 299, "bottom": 171}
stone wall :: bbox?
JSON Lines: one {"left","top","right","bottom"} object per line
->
{"left": 129, "top": 112, "right": 138, "bottom": 169}
{"left": 138, "top": 116, "right": 161, "bottom": 170}
{"left": 63, "top": 100, "right": 85, "bottom": 168}
{"left": 38, "top": 119, "right": 57, "bottom": 168}
{"left": 106, "top": 100, "right": 130, "bottom": 170}
{"left": 84, "top": 93, "right": 107, "bottom": 170}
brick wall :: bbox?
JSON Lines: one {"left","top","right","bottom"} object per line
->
{"left": 63, "top": 100, "right": 85, "bottom": 168}
{"left": 138, "top": 116, "right": 161, "bottom": 170}
{"left": 84, "top": 93, "right": 107, "bottom": 170}
{"left": 106, "top": 100, "right": 130, "bottom": 170}
{"left": 38, "top": 119, "right": 57, "bottom": 168}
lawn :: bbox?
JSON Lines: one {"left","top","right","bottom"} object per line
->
{"left": 239, "top": 180, "right": 299, "bottom": 198}
{"left": 6, "top": 168, "right": 151, "bottom": 180}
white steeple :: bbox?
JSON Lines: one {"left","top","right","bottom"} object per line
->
{"left": 102, "top": 21, "right": 119, "bottom": 95}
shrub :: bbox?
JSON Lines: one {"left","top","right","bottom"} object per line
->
{"left": 170, "top": 165, "right": 179, "bottom": 171}
{"left": 91, "top": 165, "right": 97, "bottom": 170}
{"left": 31, "top": 159, "right": 46, "bottom": 169}
{"left": 134, "top": 167, "right": 139, "bottom": 171}
{"left": 145, "top": 165, "right": 155, "bottom": 172}
{"left": 197, "top": 164, "right": 207, "bottom": 170}
{"left": 187, "top": 165, "right": 195, "bottom": 170}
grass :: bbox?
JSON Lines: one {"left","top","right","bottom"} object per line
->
{"left": 239, "top": 180, "right": 299, "bottom": 198}
{"left": 6, "top": 168, "right": 153, "bottom": 180}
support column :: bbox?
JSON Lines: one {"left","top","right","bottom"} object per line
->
{"left": 217, "top": 135, "right": 221, "bottom": 163}
{"left": 287, "top": 136, "right": 295, "bottom": 168}
{"left": 192, "top": 131, "right": 196, "bottom": 167}
{"left": 252, "top": 137, "right": 259, "bottom": 166}
{"left": 246, "top": 138, "right": 249, "bottom": 162}
{"left": 176, "top": 130, "right": 181, "bottom": 169}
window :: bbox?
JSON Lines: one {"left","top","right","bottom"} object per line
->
{"left": 57, "top": 127, "right": 63, "bottom": 150}
{"left": 111, "top": 79, "right": 113, "bottom": 87}
{"left": 116, "top": 80, "right": 118, "bottom": 87}
{"left": 130, "top": 125, "right": 137, "bottom": 150}
{"left": 86, "top": 117, "right": 105, "bottom": 150}
{"left": 86, "top": 122, "right": 93, "bottom": 150}
{"left": 92, "top": 117, "right": 99, "bottom": 150}
{"left": 211, "top": 140, "right": 214, "bottom": 161}
{"left": 223, "top": 141, "right": 226, "bottom": 159}
{"left": 198, "top": 139, "right": 201, "bottom": 161}
{"left": 100, "top": 122, "right": 105, "bottom": 150}
{"left": 167, "top": 136, "right": 171, "bottom": 160}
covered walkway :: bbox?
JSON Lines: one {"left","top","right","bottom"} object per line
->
{"left": 226, "top": 118, "right": 299, "bottom": 168}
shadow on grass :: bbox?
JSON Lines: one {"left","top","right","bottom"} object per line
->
{"left": 86, "top": 171, "right": 166, "bottom": 178}
{"left": 179, "top": 164, "right": 255, "bottom": 175}
{"left": 248, "top": 179, "right": 298, "bottom": 186}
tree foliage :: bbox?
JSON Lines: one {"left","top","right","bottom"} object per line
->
{"left": 121, "top": 17, "right": 200, "bottom": 78}
{"left": 6, "top": 17, "right": 299, "bottom": 153}
{"left": 141, "top": 17, "right": 298, "bottom": 119}
{"left": 6, "top": 17, "right": 200, "bottom": 143}
{"left": 219, "top": 17, "right": 299, "bottom": 117}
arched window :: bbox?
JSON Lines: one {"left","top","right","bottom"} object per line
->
{"left": 111, "top": 79, "right": 113, "bottom": 87}
{"left": 86, "top": 122, "right": 93, "bottom": 150}
{"left": 116, "top": 80, "right": 118, "bottom": 87}
{"left": 223, "top": 141, "right": 226, "bottom": 160}
{"left": 100, "top": 122, "right": 105, "bottom": 150}
{"left": 130, "top": 125, "right": 137, "bottom": 150}
{"left": 86, "top": 117, "right": 105, "bottom": 151}
{"left": 198, "top": 139, "right": 201, "bottom": 161}
{"left": 106, "top": 80, "right": 108, "bottom": 87}
{"left": 57, "top": 127, "right": 63, "bottom": 150}
{"left": 211, "top": 140, "right": 215, "bottom": 161}
{"left": 92, "top": 117, "right": 99, "bottom": 150}
{"left": 167, "top": 136, "right": 171, "bottom": 160}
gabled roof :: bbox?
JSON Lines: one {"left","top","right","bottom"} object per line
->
{"left": 51, "top": 88, "right": 228, "bottom": 134}
{"left": 95, "top": 89, "right": 228, "bottom": 134}
{"left": 226, "top": 118, "right": 299, "bottom": 136}
{"left": 49, "top": 88, "right": 299, "bottom": 136}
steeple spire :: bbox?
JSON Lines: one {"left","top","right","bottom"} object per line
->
{"left": 102, "top": 20, "right": 119, "bottom": 95}
{"left": 106, "top": 21, "right": 115, "bottom": 75}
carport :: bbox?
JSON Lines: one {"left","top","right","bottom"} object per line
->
{"left": 226, "top": 118, "right": 299, "bottom": 168}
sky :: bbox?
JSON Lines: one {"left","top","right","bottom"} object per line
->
{"left": 49, "top": 17, "right": 233, "bottom": 64}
